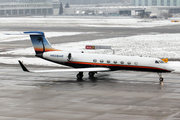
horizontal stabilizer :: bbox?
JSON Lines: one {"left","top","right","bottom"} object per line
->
{"left": 18, "top": 60, "right": 110, "bottom": 73}
{"left": 5, "top": 31, "right": 44, "bottom": 35}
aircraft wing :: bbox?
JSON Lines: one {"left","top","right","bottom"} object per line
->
{"left": 18, "top": 60, "right": 110, "bottom": 73}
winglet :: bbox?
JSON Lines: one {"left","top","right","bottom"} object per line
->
{"left": 18, "top": 60, "right": 30, "bottom": 72}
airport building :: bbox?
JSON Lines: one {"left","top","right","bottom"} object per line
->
{"left": 62, "top": 4, "right": 180, "bottom": 17}
{"left": 0, "top": 1, "right": 180, "bottom": 18}
{"left": 130, "top": 0, "right": 180, "bottom": 16}
{"left": 0, "top": 3, "right": 53, "bottom": 16}
{"left": 131, "top": 0, "right": 180, "bottom": 6}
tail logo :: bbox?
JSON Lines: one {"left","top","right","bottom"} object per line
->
{"left": 37, "top": 37, "right": 45, "bottom": 52}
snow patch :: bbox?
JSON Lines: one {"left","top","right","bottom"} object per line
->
{"left": 0, "top": 31, "right": 89, "bottom": 42}
{"left": 2, "top": 33, "right": 180, "bottom": 58}
{"left": 0, "top": 17, "right": 179, "bottom": 28}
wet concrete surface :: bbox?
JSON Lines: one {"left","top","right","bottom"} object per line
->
{"left": 0, "top": 64, "right": 180, "bottom": 120}
{"left": 1, "top": 22, "right": 180, "bottom": 120}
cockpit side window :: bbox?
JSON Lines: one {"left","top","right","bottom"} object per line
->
{"left": 155, "top": 60, "right": 165, "bottom": 64}
{"left": 155, "top": 60, "right": 159, "bottom": 64}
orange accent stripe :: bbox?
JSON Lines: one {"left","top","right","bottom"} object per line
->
{"left": 68, "top": 61, "right": 169, "bottom": 71}
{"left": 34, "top": 48, "right": 62, "bottom": 52}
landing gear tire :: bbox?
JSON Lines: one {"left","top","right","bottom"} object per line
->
{"left": 77, "top": 72, "right": 83, "bottom": 81}
{"left": 157, "top": 73, "right": 163, "bottom": 86}
{"left": 159, "top": 77, "right": 163, "bottom": 86}
{"left": 88, "top": 72, "right": 95, "bottom": 78}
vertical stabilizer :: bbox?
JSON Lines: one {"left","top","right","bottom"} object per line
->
{"left": 24, "top": 31, "right": 60, "bottom": 55}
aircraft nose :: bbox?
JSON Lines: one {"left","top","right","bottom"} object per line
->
{"left": 170, "top": 67, "right": 175, "bottom": 72}
{"left": 167, "top": 65, "right": 175, "bottom": 72}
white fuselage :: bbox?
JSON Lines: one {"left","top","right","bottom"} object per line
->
{"left": 42, "top": 51, "right": 174, "bottom": 73}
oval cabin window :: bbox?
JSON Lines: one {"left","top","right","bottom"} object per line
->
{"left": 127, "top": 61, "right": 131, "bottom": 65}
{"left": 134, "top": 62, "right": 138, "bottom": 65}
{"left": 114, "top": 61, "right": 117, "bottom": 64}
{"left": 107, "top": 60, "right": 110, "bottom": 63}
{"left": 120, "top": 61, "right": 124, "bottom": 64}
{"left": 100, "top": 59, "right": 104, "bottom": 63}
{"left": 93, "top": 59, "right": 97, "bottom": 63}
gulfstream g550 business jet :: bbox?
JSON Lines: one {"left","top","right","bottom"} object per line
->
{"left": 7, "top": 31, "right": 174, "bottom": 84}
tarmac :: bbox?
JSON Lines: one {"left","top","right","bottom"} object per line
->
{"left": 0, "top": 17, "right": 180, "bottom": 120}
{"left": 0, "top": 64, "right": 180, "bottom": 120}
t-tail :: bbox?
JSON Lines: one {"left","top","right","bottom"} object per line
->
{"left": 24, "top": 31, "right": 60, "bottom": 57}
{"left": 6, "top": 31, "right": 61, "bottom": 57}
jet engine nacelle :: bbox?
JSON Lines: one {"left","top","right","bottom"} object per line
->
{"left": 43, "top": 51, "right": 72, "bottom": 63}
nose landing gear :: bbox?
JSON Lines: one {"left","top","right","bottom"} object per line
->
{"left": 158, "top": 73, "right": 163, "bottom": 86}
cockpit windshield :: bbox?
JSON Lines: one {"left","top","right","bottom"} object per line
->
{"left": 160, "top": 60, "right": 164, "bottom": 63}
{"left": 155, "top": 60, "right": 165, "bottom": 64}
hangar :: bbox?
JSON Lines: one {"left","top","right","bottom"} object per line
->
{"left": 0, "top": 3, "right": 53, "bottom": 16}
{"left": 0, "top": 1, "right": 180, "bottom": 18}
{"left": 131, "top": 0, "right": 180, "bottom": 6}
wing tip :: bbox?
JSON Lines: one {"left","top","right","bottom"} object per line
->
{"left": 18, "top": 60, "right": 30, "bottom": 72}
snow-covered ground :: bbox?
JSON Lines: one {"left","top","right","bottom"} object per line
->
{"left": 0, "top": 17, "right": 180, "bottom": 73}
{"left": 2, "top": 33, "right": 180, "bottom": 58}
{"left": 0, "top": 31, "right": 90, "bottom": 42}
{"left": 0, "top": 17, "right": 179, "bottom": 28}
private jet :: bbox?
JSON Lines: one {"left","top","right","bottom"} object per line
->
{"left": 7, "top": 31, "right": 174, "bottom": 84}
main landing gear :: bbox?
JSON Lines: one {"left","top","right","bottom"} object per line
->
{"left": 76, "top": 72, "right": 96, "bottom": 80}
{"left": 158, "top": 73, "right": 163, "bottom": 86}
{"left": 88, "top": 72, "right": 96, "bottom": 78}
{"left": 76, "top": 72, "right": 83, "bottom": 80}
